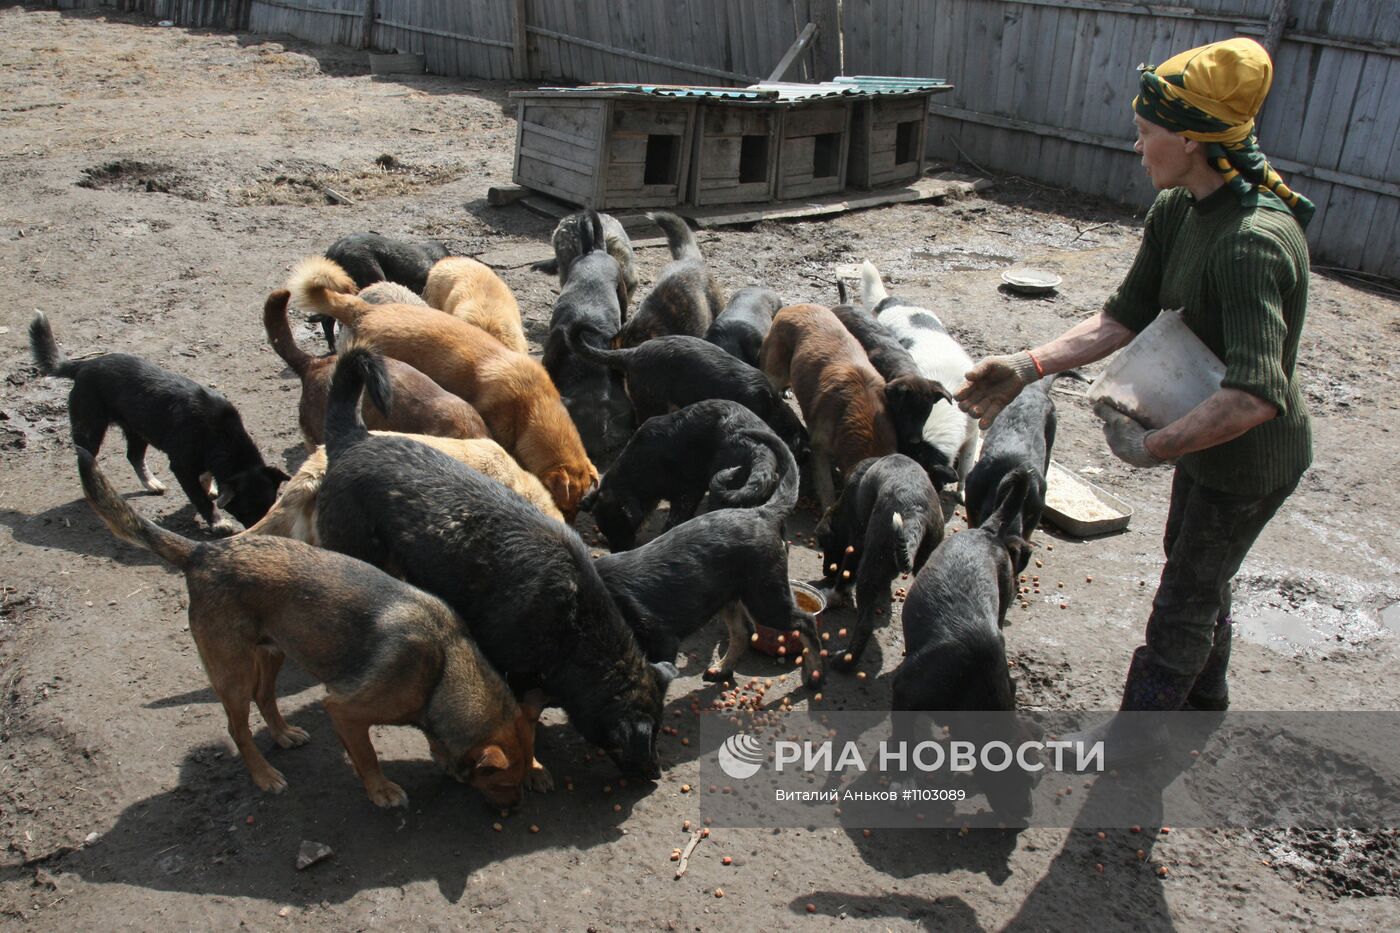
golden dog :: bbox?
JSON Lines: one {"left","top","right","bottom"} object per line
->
{"left": 289, "top": 257, "right": 598, "bottom": 520}
{"left": 423, "top": 257, "right": 528, "bottom": 353}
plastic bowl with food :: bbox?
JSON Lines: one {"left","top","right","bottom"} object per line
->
{"left": 750, "top": 581, "right": 826, "bottom": 657}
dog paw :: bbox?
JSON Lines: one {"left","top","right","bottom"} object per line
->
{"left": 367, "top": 779, "right": 409, "bottom": 809}
{"left": 144, "top": 477, "right": 167, "bottom": 494}
{"left": 527, "top": 759, "right": 555, "bottom": 793}
{"left": 209, "top": 518, "right": 240, "bottom": 537}
{"left": 702, "top": 667, "right": 732, "bottom": 683}
{"left": 252, "top": 765, "right": 288, "bottom": 794}
{"left": 273, "top": 725, "right": 311, "bottom": 748}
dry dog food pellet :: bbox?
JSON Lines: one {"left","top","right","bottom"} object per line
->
{"left": 682, "top": 820, "right": 692, "bottom": 831}
{"left": 529, "top": 824, "right": 540, "bottom": 834}
{"left": 492, "top": 822, "right": 503, "bottom": 832}
{"left": 700, "top": 828, "right": 710, "bottom": 838}
{"left": 613, "top": 804, "right": 622, "bottom": 813}
{"left": 806, "top": 903, "right": 817, "bottom": 914}
{"left": 721, "top": 856, "right": 732, "bottom": 866}
{"left": 1156, "top": 865, "right": 1169, "bottom": 877}
{"left": 714, "top": 888, "right": 724, "bottom": 898}
{"left": 856, "top": 671, "right": 867, "bottom": 680}
{"left": 680, "top": 784, "right": 691, "bottom": 794}
{"left": 1136, "top": 849, "right": 1146, "bottom": 861}
{"left": 670, "top": 851, "right": 681, "bottom": 861}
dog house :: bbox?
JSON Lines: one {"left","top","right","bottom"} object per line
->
{"left": 510, "top": 90, "right": 698, "bottom": 209}
{"left": 833, "top": 77, "right": 953, "bottom": 189}
{"left": 688, "top": 100, "right": 782, "bottom": 206}
{"left": 772, "top": 97, "right": 853, "bottom": 201}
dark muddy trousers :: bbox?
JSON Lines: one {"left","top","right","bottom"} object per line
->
{"left": 1121, "top": 467, "right": 1299, "bottom": 712}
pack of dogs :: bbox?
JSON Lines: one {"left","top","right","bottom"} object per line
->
{"left": 33, "top": 211, "right": 1075, "bottom": 821}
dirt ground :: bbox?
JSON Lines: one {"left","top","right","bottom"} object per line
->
{"left": 3, "top": 6, "right": 1400, "bottom": 931}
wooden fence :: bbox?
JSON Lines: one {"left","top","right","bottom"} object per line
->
{"left": 44, "top": 0, "right": 1400, "bottom": 277}
{"left": 841, "top": 0, "right": 1400, "bottom": 278}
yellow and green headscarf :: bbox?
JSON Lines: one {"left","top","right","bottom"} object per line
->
{"left": 1134, "top": 37, "right": 1314, "bottom": 228}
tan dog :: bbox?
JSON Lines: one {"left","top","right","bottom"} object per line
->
{"left": 78, "top": 449, "right": 545, "bottom": 809}
{"left": 263, "top": 290, "right": 488, "bottom": 450}
{"left": 760, "top": 304, "right": 897, "bottom": 509}
{"left": 423, "top": 257, "right": 528, "bottom": 353}
{"left": 243, "top": 432, "right": 566, "bottom": 544}
{"left": 289, "top": 257, "right": 598, "bottom": 521}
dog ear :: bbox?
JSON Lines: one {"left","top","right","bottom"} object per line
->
{"left": 542, "top": 468, "right": 571, "bottom": 510}
{"left": 931, "top": 463, "right": 960, "bottom": 488}
{"left": 578, "top": 487, "right": 599, "bottom": 513}
{"left": 265, "top": 466, "right": 291, "bottom": 484}
{"left": 475, "top": 745, "right": 509, "bottom": 773}
{"left": 650, "top": 661, "right": 679, "bottom": 687}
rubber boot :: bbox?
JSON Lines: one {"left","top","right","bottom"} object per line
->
{"left": 1185, "top": 615, "right": 1232, "bottom": 711}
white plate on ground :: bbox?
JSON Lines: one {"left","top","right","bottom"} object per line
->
{"left": 1001, "top": 268, "right": 1063, "bottom": 294}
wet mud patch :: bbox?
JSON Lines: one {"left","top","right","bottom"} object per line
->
{"left": 1258, "top": 828, "right": 1400, "bottom": 899}
{"left": 76, "top": 160, "right": 203, "bottom": 200}
{"left": 232, "top": 157, "right": 465, "bottom": 206}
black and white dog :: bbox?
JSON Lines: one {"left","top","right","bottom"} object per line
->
{"left": 30, "top": 313, "right": 287, "bottom": 534}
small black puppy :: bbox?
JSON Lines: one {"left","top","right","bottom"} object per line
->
{"left": 541, "top": 210, "right": 636, "bottom": 467}
{"left": 580, "top": 400, "right": 786, "bottom": 551}
{"left": 964, "top": 373, "right": 1083, "bottom": 543}
{"left": 315, "top": 348, "right": 675, "bottom": 780}
{"left": 815, "top": 454, "right": 945, "bottom": 668}
{"left": 313, "top": 233, "right": 449, "bottom": 348}
{"left": 566, "top": 325, "right": 809, "bottom": 462}
{"left": 29, "top": 313, "right": 287, "bottom": 533}
{"left": 831, "top": 303, "right": 958, "bottom": 493}
{"left": 891, "top": 469, "right": 1036, "bottom": 820}
{"left": 595, "top": 429, "right": 824, "bottom": 689}
{"left": 612, "top": 212, "right": 723, "bottom": 348}
{"left": 704, "top": 287, "right": 782, "bottom": 368}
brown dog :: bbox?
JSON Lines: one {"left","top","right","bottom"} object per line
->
{"left": 243, "top": 432, "right": 566, "bottom": 544}
{"left": 77, "top": 449, "right": 545, "bottom": 809}
{"left": 423, "top": 257, "right": 529, "bottom": 353}
{"left": 760, "top": 304, "right": 897, "bottom": 508}
{"left": 263, "top": 290, "right": 488, "bottom": 450}
{"left": 289, "top": 257, "right": 598, "bottom": 520}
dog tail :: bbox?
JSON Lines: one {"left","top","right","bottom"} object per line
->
{"left": 289, "top": 256, "right": 372, "bottom": 328}
{"left": 836, "top": 279, "right": 849, "bottom": 305}
{"left": 77, "top": 448, "right": 197, "bottom": 569}
{"left": 752, "top": 427, "right": 799, "bottom": 523}
{"left": 983, "top": 467, "right": 1032, "bottom": 544}
{"left": 647, "top": 211, "right": 702, "bottom": 261}
{"left": 28, "top": 312, "right": 80, "bottom": 379}
{"left": 530, "top": 256, "right": 559, "bottom": 275}
{"left": 579, "top": 209, "right": 606, "bottom": 257}
{"left": 324, "top": 347, "right": 392, "bottom": 458}
{"left": 565, "top": 320, "right": 631, "bottom": 371}
{"left": 1042, "top": 369, "right": 1089, "bottom": 392}
{"left": 891, "top": 511, "right": 925, "bottom": 576}
{"left": 710, "top": 429, "right": 784, "bottom": 506}
{"left": 261, "top": 289, "right": 316, "bottom": 378}
{"left": 859, "top": 260, "right": 888, "bottom": 307}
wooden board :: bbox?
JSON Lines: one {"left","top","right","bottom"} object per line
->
{"left": 675, "top": 171, "right": 994, "bottom": 228}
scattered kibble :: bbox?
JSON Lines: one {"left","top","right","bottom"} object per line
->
{"left": 1156, "top": 865, "right": 1169, "bottom": 877}
{"left": 856, "top": 671, "right": 867, "bottom": 680}
{"left": 1130, "top": 825, "right": 1141, "bottom": 834}
{"left": 1095, "top": 863, "right": 1104, "bottom": 874}
{"left": 682, "top": 820, "right": 692, "bottom": 831}
{"left": 613, "top": 804, "right": 622, "bottom": 813}
{"left": 492, "top": 822, "right": 503, "bottom": 832}
{"left": 721, "top": 856, "right": 733, "bottom": 866}
{"left": 1136, "top": 849, "right": 1147, "bottom": 861}
{"left": 245, "top": 815, "right": 255, "bottom": 826}
{"left": 714, "top": 888, "right": 725, "bottom": 898}
{"left": 529, "top": 824, "right": 540, "bottom": 834}
{"left": 681, "top": 784, "right": 692, "bottom": 794}
{"left": 700, "top": 828, "right": 710, "bottom": 838}
{"left": 806, "top": 903, "right": 817, "bottom": 914}
{"left": 862, "top": 829, "right": 873, "bottom": 838}
{"left": 1096, "top": 831, "right": 1106, "bottom": 840}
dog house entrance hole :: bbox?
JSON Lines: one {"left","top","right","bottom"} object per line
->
{"left": 895, "top": 120, "right": 921, "bottom": 165}
{"left": 739, "top": 134, "right": 769, "bottom": 184}
{"left": 813, "top": 132, "right": 841, "bottom": 178}
{"left": 644, "top": 134, "right": 681, "bottom": 186}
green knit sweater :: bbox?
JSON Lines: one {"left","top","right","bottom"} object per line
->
{"left": 1103, "top": 185, "right": 1312, "bottom": 495}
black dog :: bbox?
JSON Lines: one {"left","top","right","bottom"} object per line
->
{"left": 595, "top": 429, "right": 823, "bottom": 689}
{"left": 29, "top": 313, "right": 287, "bottom": 533}
{"left": 704, "top": 287, "right": 782, "bottom": 368}
{"left": 532, "top": 210, "right": 638, "bottom": 310}
{"left": 815, "top": 454, "right": 945, "bottom": 669}
{"left": 612, "top": 212, "right": 723, "bottom": 348}
{"left": 831, "top": 303, "right": 958, "bottom": 494}
{"left": 314, "top": 348, "right": 675, "bottom": 779}
{"left": 566, "top": 325, "right": 809, "bottom": 463}
{"left": 312, "top": 233, "right": 449, "bottom": 348}
{"left": 580, "top": 400, "right": 787, "bottom": 551}
{"left": 890, "top": 468, "right": 1036, "bottom": 820}
{"left": 541, "top": 210, "right": 636, "bottom": 467}
{"left": 964, "top": 373, "right": 1083, "bottom": 543}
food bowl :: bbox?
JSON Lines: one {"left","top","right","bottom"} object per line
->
{"left": 1000, "top": 268, "right": 1063, "bottom": 295}
{"left": 750, "top": 581, "right": 826, "bottom": 657}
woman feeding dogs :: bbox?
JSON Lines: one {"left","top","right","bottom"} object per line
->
{"left": 956, "top": 38, "right": 1313, "bottom": 765}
